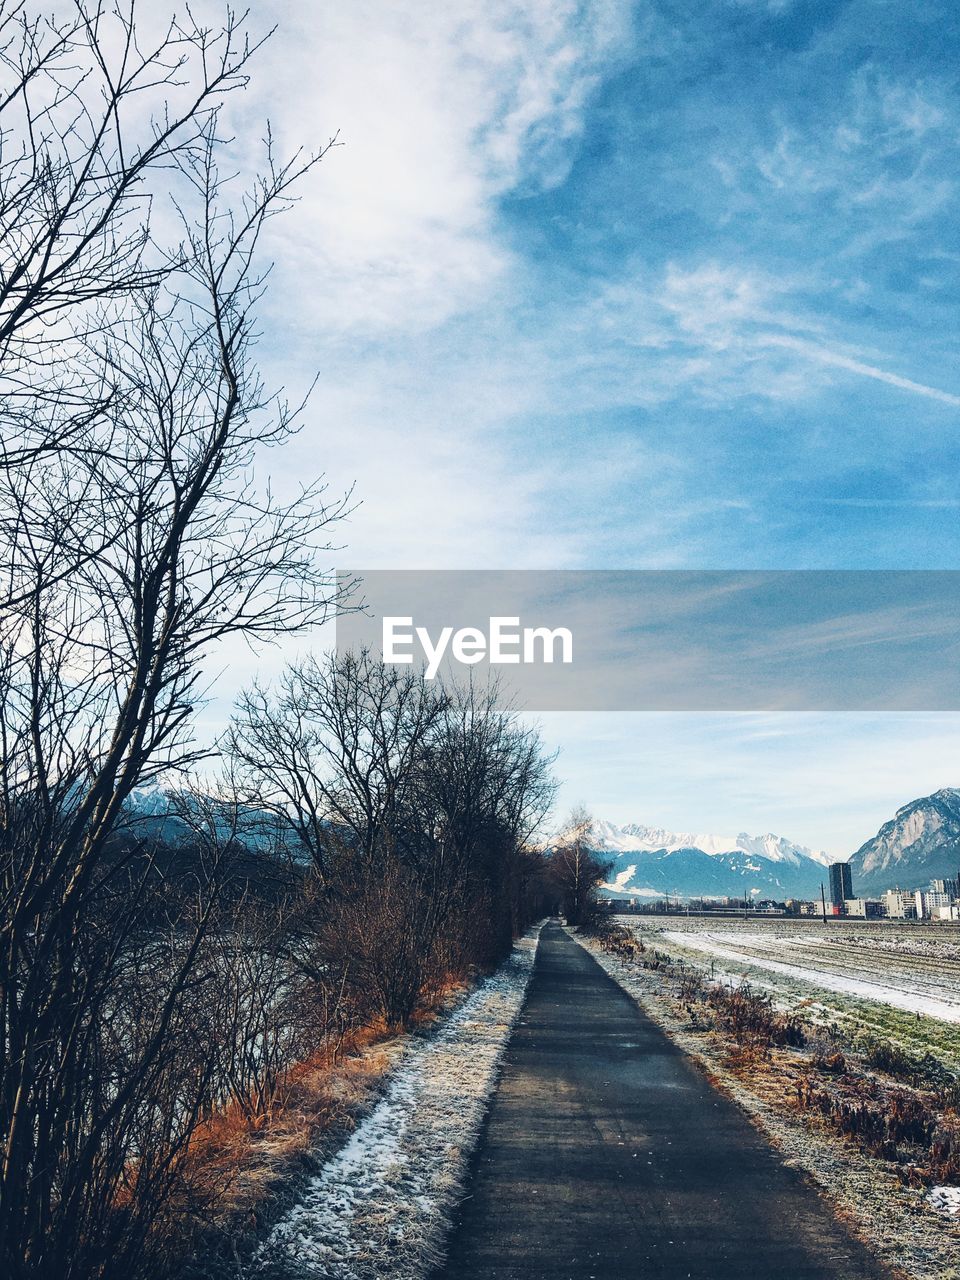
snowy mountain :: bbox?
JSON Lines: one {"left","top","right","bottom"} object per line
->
{"left": 848, "top": 787, "right": 960, "bottom": 894}
{"left": 119, "top": 784, "right": 287, "bottom": 852}
{"left": 587, "top": 819, "right": 832, "bottom": 900}
{"left": 589, "top": 820, "right": 831, "bottom": 866}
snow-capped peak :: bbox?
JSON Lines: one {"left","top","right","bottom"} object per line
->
{"left": 587, "top": 819, "right": 831, "bottom": 867}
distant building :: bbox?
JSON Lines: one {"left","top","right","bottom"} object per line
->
{"left": 829, "top": 861, "right": 853, "bottom": 908}
{"left": 915, "top": 889, "right": 954, "bottom": 919}
{"left": 844, "top": 897, "right": 883, "bottom": 918}
{"left": 882, "top": 888, "right": 917, "bottom": 919}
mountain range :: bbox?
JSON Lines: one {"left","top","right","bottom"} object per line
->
{"left": 587, "top": 821, "right": 833, "bottom": 900}
{"left": 124, "top": 783, "right": 960, "bottom": 900}
{"left": 591, "top": 788, "right": 960, "bottom": 900}
{"left": 120, "top": 784, "right": 287, "bottom": 851}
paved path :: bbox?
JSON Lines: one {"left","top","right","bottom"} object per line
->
{"left": 436, "top": 922, "right": 897, "bottom": 1280}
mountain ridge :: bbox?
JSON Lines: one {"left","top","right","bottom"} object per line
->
{"left": 848, "top": 786, "right": 960, "bottom": 894}
{"left": 587, "top": 818, "right": 832, "bottom": 900}
{"left": 589, "top": 819, "right": 832, "bottom": 866}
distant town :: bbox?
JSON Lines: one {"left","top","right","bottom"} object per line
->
{"left": 612, "top": 863, "right": 960, "bottom": 920}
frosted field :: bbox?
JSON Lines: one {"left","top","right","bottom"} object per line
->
{"left": 618, "top": 915, "right": 960, "bottom": 1066}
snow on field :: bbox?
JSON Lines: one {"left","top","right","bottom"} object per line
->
{"left": 254, "top": 929, "right": 541, "bottom": 1280}
{"left": 660, "top": 929, "right": 960, "bottom": 1023}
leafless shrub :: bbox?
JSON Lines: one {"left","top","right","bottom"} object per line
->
{"left": 793, "top": 1068, "right": 960, "bottom": 1184}
{"left": 678, "top": 971, "right": 705, "bottom": 1002}
{"left": 861, "top": 1037, "right": 957, "bottom": 1092}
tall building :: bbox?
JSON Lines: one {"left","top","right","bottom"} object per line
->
{"left": 829, "top": 861, "right": 852, "bottom": 907}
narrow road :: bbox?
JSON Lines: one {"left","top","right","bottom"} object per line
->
{"left": 436, "top": 922, "right": 896, "bottom": 1280}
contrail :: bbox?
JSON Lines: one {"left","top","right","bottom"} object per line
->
{"left": 765, "top": 333, "right": 960, "bottom": 407}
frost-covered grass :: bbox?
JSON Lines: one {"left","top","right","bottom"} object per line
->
{"left": 929, "top": 1185, "right": 960, "bottom": 1217}
{"left": 662, "top": 928, "right": 960, "bottom": 1022}
{"left": 253, "top": 928, "right": 541, "bottom": 1280}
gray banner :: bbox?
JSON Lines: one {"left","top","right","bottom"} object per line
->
{"left": 334, "top": 570, "right": 960, "bottom": 711}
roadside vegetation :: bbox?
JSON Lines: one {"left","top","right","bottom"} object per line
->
{"left": 255, "top": 932, "right": 542, "bottom": 1280}
{"left": 548, "top": 806, "right": 609, "bottom": 926}
{"left": 641, "top": 918, "right": 960, "bottom": 1069}
{"left": 647, "top": 917, "right": 960, "bottom": 1025}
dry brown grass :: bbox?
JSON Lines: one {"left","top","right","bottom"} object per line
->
{"left": 186, "top": 1040, "right": 384, "bottom": 1213}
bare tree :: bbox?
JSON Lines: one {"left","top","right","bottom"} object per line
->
{"left": 550, "top": 806, "right": 609, "bottom": 926}
{"left": 0, "top": 19, "right": 347, "bottom": 1276}
{"left": 0, "top": 2, "right": 335, "bottom": 618}
{"left": 410, "top": 679, "right": 557, "bottom": 964}
{"left": 228, "top": 650, "right": 447, "bottom": 881}
{"left": 228, "top": 652, "right": 451, "bottom": 1030}
{"left": 0, "top": 7, "right": 557, "bottom": 1276}
{"left": 229, "top": 663, "right": 556, "bottom": 1027}
{"left": 0, "top": 2, "right": 256, "bottom": 457}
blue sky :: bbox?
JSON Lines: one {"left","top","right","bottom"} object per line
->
{"left": 199, "top": 0, "right": 960, "bottom": 854}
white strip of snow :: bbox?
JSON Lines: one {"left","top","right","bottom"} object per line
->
{"left": 663, "top": 931, "right": 960, "bottom": 1023}
{"left": 254, "top": 928, "right": 541, "bottom": 1279}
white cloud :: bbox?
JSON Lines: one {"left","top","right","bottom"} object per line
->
{"left": 753, "top": 69, "right": 956, "bottom": 227}
{"left": 235, "top": 0, "right": 633, "bottom": 333}
{"left": 584, "top": 259, "right": 960, "bottom": 410}
{"left": 152, "top": 0, "right": 640, "bottom": 582}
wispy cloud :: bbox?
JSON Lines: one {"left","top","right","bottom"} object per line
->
{"left": 240, "top": 1, "right": 633, "bottom": 333}
{"left": 581, "top": 260, "right": 960, "bottom": 411}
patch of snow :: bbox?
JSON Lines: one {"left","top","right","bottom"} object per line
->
{"left": 254, "top": 928, "right": 541, "bottom": 1279}
{"left": 927, "top": 1186, "right": 960, "bottom": 1217}
{"left": 604, "top": 863, "right": 637, "bottom": 893}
